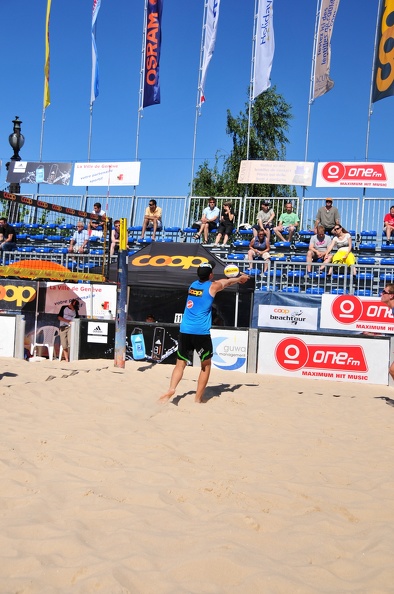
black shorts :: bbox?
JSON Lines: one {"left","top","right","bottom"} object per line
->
{"left": 177, "top": 332, "right": 213, "bottom": 363}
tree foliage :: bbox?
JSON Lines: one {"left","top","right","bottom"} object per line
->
{"left": 192, "top": 87, "right": 297, "bottom": 198}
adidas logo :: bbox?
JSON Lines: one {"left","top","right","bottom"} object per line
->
{"left": 94, "top": 325, "right": 102, "bottom": 332}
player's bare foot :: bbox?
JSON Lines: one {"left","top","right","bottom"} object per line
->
{"left": 158, "top": 388, "right": 175, "bottom": 403}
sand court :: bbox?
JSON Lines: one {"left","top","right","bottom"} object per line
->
{"left": 1, "top": 357, "right": 394, "bottom": 593}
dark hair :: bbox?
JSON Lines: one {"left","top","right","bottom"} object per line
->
{"left": 93, "top": 202, "right": 102, "bottom": 209}
{"left": 149, "top": 199, "right": 157, "bottom": 207}
{"left": 70, "top": 299, "right": 79, "bottom": 308}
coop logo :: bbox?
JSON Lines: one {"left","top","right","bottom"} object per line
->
{"left": 321, "top": 162, "right": 387, "bottom": 183}
{"left": 273, "top": 308, "right": 290, "bottom": 314}
{"left": 133, "top": 254, "right": 209, "bottom": 270}
{"left": 0, "top": 284, "right": 36, "bottom": 307}
{"left": 275, "top": 337, "right": 368, "bottom": 372}
{"left": 331, "top": 294, "right": 394, "bottom": 325}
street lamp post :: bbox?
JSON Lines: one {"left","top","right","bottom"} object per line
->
{"left": 7, "top": 116, "right": 25, "bottom": 195}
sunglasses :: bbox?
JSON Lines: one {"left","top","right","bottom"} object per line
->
{"left": 333, "top": 227, "right": 341, "bottom": 231}
{"left": 382, "top": 290, "right": 394, "bottom": 295}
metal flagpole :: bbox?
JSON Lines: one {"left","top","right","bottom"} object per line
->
{"left": 132, "top": 0, "right": 147, "bottom": 221}
{"left": 304, "top": 0, "right": 321, "bottom": 164}
{"left": 245, "top": 0, "right": 259, "bottom": 210}
{"left": 364, "top": 0, "right": 382, "bottom": 164}
{"left": 190, "top": 0, "right": 208, "bottom": 197}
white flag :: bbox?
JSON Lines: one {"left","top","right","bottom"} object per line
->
{"left": 252, "top": 0, "right": 274, "bottom": 99}
{"left": 199, "top": 0, "right": 221, "bottom": 104}
{"left": 312, "top": 0, "right": 340, "bottom": 100}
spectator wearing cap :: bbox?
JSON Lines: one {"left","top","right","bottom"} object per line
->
{"left": 159, "top": 260, "right": 249, "bottom": 404}
{"left": 253, "top": 200, "right": 275, "bottom": 237}
{"left": 314, "top": 199, "right": 340, "bottom": 235}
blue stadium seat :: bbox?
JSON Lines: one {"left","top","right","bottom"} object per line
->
{"left": 306, "top": 287, "right": 324, "bottom": 295}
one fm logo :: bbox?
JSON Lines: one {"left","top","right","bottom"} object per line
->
{"left": 275, "top": 337, "right": 368, "bottom": 372}
{"left": 322, "top": 162, "right": 387, "bottom": 183}
{"left": 331, "top": 295, "right": 394, "bottom": 325}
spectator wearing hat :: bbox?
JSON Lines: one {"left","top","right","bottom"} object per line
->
{"left": 314, "top": 199, "right": 340, "bottom": 235}
{"left": 253, "top": 200, "right": 276, "bottom": 237}
{"left": 159, "top": 260, "right": 248, "bottom": 404}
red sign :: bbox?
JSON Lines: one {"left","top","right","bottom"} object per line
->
{"left": 275, "top": 336, "right": 368, "bottom": 372}
{"left": 331, "top": 295, "right": 393, "bottom": 325}
{"left": 321, "top": 162, "right": 387, "bottom": 183}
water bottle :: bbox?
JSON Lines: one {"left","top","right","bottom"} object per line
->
{"left": 130, "top": 327, "right": 146, "bottom": 360}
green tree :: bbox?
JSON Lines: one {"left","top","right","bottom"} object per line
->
{"left": 192, "top": 87, "right": 297, "bottom": 199}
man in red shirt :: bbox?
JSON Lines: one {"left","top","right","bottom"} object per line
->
{"left": 383, "top": 206, "right": 394, "bottom": 245}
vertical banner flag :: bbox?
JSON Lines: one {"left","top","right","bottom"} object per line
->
{"left": 252, "top": 0, "right": 274, "bottom": 99}
{"left": 372, "top": 0, "right": 394, "bottom": 103}
{"left": 91, "top": 0, "right": 101, "bottom": 104}
{"left": 313, "top": 0, "right": 340, "bottom": 99}
{"left": 44, "top": 0, "right": 52, "bottom": 108}
{"left": 199, "top": 0, "right": 221, "bottom": 104}
{"left": 143, "top": 0, "right": 163, "bottom": 108}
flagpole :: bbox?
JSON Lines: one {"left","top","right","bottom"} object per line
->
{"left": 304, "top": 0, "right": 321, "bottom": 164}
{"left": 190, "top": 0, "right": 208, "bottom": 197}
{"left": 365, "top": 0, "right": 381, "bottom": 163}
{"left": 247, "top": 0, "right": 259, "bottom": 163}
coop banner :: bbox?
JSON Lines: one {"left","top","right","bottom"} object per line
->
{"left": 257, "top": 304, "right": 318, "bottom": 331}
{"left": 73, "top": 162, "right": 141, "bottom": 186}
{"left": 238, "top": 160, "right": 314, "bottom": 186}
{"left": 0, "top": 279, "right": 37, "bottom": 312}
{"left": 257, "top": 331, "right": 389, "bottom": 385}
{"left": 6, "top": 161, "right": 72, "bottom": 185}
{"left": 320, "top": 293, "right": 394, "bottom": 333}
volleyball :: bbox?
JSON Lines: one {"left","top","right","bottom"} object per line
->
{"left": 224, "top": 264, "right": 240, "bottom": 278}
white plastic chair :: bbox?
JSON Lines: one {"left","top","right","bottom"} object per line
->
{"left": 30, "top": 325, "right": 60, "bottom": 361}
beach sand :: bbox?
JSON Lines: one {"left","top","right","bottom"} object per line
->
{"left": 1, "top": 357, "right": 394, "bottom": 593}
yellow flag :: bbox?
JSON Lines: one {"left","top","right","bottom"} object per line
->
{"left": 44, "top": 0, "right": 52, "bottom": 108}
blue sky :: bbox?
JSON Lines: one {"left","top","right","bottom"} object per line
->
{"left": 1, "top": 0, "right": 392, "bottom": 199}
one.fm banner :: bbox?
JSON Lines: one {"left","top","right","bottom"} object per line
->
{"left": 7, "top": 161, "right": 72, "bottom": 185}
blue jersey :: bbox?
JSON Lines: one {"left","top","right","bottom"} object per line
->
{"left": 180, "top": 280, "right": 214, "bottom": 335}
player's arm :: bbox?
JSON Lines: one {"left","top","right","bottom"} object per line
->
{"left": 210, "top": 275, "right": 249, "bottom": 296}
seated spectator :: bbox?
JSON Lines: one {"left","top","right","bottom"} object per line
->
{"left": 0, "top": 217, "right": 17, "bottom": 251}
{"left": 321, "top": 224, "right": 356, "bottom": 276}
{"left": 383, "top": 205, "right": 394, "bottom": 245}
{"left": 110, "top": 220, "right": 120, "bottom": 256}
{"left": 306, "top": 225, "right": 331, "bottom": 273}
{"left": 68, "top": 221, "right": 89, "bottom": 254}
{"left": 141, "top": 199, "right": 162, "bottom": 240}
{"left": 253, "top": 200, "right": 275, "bottom": 237}
{"left": 273, "top": 202, "right": 299, "bottom": 243}
{"left": 92, "top": 202, "right": 106, "bottom": 217}
{"left": 314, "top": 198, "right": 340, "bottom": 235}
{"left": 247, "top": 229, "right": 271, "bottom": 272}
{"left": 88, "top": 219, "right": 103, "bottom": 239}
{"left": 145, "top": 313, "right": 156, "bottom": 323}
{"left": 213, "top": 202, "right": 235, "bottom": 246}
{"left": 193, "top": 197, "right": 220, "bottom": 244}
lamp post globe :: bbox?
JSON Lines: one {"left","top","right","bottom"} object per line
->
{"left": 9, "top": 116, "right": 25, "bottom": 162}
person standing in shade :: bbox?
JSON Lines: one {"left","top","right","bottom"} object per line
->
{"left": 314, "top": 198, "right": 340, "bottom": 235}
{"left": 57, "top": 299, "right": 80, "bottom": 362}
{"left": 159, "top": 261, "right": 249, "bottom": 404}
{"left": 141, "top": 199, "right": 162, "bottom": 240}
{"left": 381, "top": 284, "right": 394, "bottom": 381}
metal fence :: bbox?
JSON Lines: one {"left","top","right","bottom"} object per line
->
{"left": 1, "top": 192, "right": 394, "bottom": 244}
